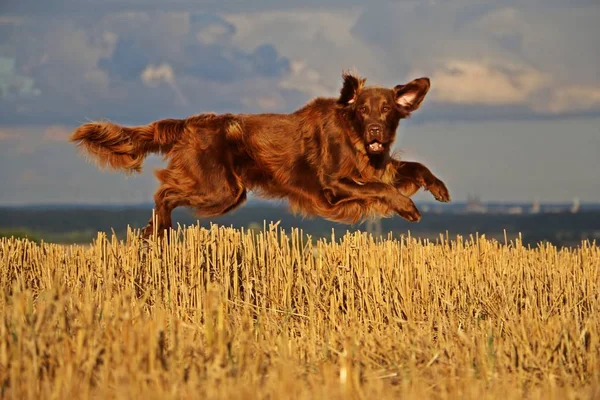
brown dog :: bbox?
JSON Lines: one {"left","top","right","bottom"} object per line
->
{"left": 70, "top": 71, "right": 450, "bottom": 238}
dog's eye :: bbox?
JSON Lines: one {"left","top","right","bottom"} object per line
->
{"left": 358, "top": 106, "right": 368, "bottom": 113}
{"left": 382, "top": 105, "right": 390, "bottom": 112}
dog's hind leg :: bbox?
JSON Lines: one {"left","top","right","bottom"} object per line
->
{"left": 141, "top": 168, "right": 187, "bottom": 240}
{"left": 186, "top": 184, "right": 247, "bottom": 219}
{"left": 142, "top": 148, "right": 248, "bottom": 240}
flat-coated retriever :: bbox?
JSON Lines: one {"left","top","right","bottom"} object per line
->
{"left": 70, "top": 71, "right": 450, "bottom": 238}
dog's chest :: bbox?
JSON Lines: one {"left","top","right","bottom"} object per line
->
{"left": 351, "top": 152, "right": 396, "bottom": 185}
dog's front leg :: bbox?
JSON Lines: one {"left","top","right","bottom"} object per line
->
{"left": 323, "top": 178, "right": 421, "bottom": 222}
{"left": 392, "top": 160, "right": 451, "bottom": 203}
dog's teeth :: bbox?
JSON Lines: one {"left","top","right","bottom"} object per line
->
{"left": 369, "top": 142, "right": 382, "bottom": 151}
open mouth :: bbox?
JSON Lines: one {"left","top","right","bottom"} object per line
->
{"left": 367, "top": 141, "right": 385, "bottom": 153}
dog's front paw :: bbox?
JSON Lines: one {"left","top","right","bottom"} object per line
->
{"left": 428, "top": 179, "right": 451, "bottom": 203}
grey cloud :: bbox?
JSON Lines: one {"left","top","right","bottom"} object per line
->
{"left": 181, "top": 43, "right": 289, "bottom": 82}
{"left": 1, "top": 1, "right": 599, "bottom": 127}
{"left": 2, "top": 0, "right": 596, "bottom": 15}
{"left": 0, "top": 0, "right": 369, "bottom": 16}
{"left": 347, "top": 1, "right": 600, "bottom": 117}
{"left": 190, "top": 12, "right": 236, "bottom": 41}
{"left": 408, "top": 102, "right": 600, "bottom": 125}
{"left": 99, "top": 39, "right": 149, "bottom": 81}
{"left": 0, "top": 11, "right": 297, "bottom": 125}
{"left": 0, "top": 74, "right": 304, "bottom": 126}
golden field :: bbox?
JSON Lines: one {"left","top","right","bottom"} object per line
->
{"left": 1, "top": 222, "right": 599, "bottom": 399}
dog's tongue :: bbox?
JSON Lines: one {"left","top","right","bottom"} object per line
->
{"left": 369, "top": 142, "right": 383, "bottom": 152}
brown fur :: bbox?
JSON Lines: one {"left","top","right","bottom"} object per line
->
{"left": 70, "top": 71, "right": 450, "bottom": 239}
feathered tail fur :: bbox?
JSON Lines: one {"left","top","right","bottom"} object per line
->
{"left": 70, "top": 118, "right": 187, "bottom": 173}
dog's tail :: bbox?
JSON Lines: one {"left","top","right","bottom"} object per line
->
{"left": 70, "top": 118, "right": 187, "bottom": 173}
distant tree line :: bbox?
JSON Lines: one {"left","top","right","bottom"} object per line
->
{"left": 0, "top": 205, "right": 598, "bottom": 247}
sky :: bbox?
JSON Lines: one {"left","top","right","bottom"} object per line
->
{"left": 0, "top": 0, "right": 599, "bottom": 205}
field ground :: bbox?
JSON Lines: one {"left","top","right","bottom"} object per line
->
{"left": 1, "top": 223, "right": 599, "bottom": 399}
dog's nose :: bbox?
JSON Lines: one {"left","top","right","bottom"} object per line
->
{"left": 368, "top": 125, "right": 380, "bottom": 134}
{"left": 368, "top": 124, "right": 382, "bottom": 137}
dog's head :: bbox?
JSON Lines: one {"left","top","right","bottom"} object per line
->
{"left": 337, "top": 72, "right": 430, "bottom": 156}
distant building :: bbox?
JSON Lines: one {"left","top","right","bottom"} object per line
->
{"left": 571, "top": 197, "right": 580, "bottom": 213}
{"left": 530, "top": 200, "right": 540, "bottom": 214}
{"left": 507, "top": 206, "right": 523, "bottom": 215}
{"left": 465, "top": 194, "right": 487, "bottom": 213}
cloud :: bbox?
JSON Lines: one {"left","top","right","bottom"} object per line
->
{"left": 278, "top": 61, "right": 332, "bottom": 98}
{"left": 0, "top": 125, "right": 72, "bottom": 153}
{"left": 140, "top": 63, "right": 189, "bottom": 106}
{"left": 346, "top": 1, "right": 600, "bottom": 117}
{"left": 420, "top": 59, "right": 548, "bottom": 106}
{"left": 98, "top": 37, "right": 149, "bottom": 81}
{"left": 140, "top": 64, "right": 176, "bottom": 86}
{"left": 0, "top": 126, "right": 33, "bottom": 142}
{"left": 218, "top": 2, "right": 600, "bottom": 120}
{"left": 43, "top": 125, "right": 72, "bottom": 142}
{"left": 191, "top": 13, "right": 236, "bottom": 45}
{"left": 0, "top": 0, "right": 369, "bottom": 16}
{"left": 0, "top": 1, "right": 599, "bottom": 127}
{"left": 0, "top": 11, "right": 299, "bottom": 125}
{"left": 537, "top": 86, "right": 600, "bottom": 114}
{"left": 0, "top": 57, "right": 40, "bottom": 98}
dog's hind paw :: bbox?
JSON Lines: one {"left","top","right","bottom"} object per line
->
{"left": 396, "top": 200, "right": 422, "bottom": 222}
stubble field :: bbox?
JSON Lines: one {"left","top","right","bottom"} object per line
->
{"left": 1, "top": 222, "right": 598, "bottom": 399}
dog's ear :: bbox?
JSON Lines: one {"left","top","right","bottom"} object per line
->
{"left": 394, "top": 77, "right": 430, "bottom": 112}
{"left": 337, "top": 72, "right": 366, "bottom": 106}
